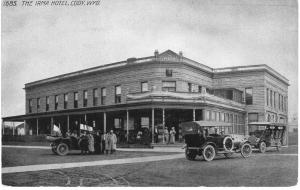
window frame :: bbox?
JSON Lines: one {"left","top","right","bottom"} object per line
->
{"left": 141, "top": 82, "right": 149, "bottom": 92}
{"left": 162, "top": 81, "right": 176, "bottom": 92}
{"left": 245, "top": 87, "right": 253, "bottom": 105}
{"left": 115, "top": 85, "right": 121, "bottom": 103}
{"left": 101, "top": 87, "right": 106, "bottom": 105}
{"left": 74, "top": 92, "right": 78, "bottom": 108}
{"left": 83, "top": 90, "right": 88, "bottom": 107}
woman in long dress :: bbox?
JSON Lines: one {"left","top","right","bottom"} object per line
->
{"left": 87, "top": 132, "right": 95, "bottom": 154}
{"left": 170, "top": 127, "right": 176, "bottom": 144}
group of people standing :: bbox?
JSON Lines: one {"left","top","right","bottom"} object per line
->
{"left": 154, "top": 126, "right": 176, "bottom": 144}
{"left": 68, "top": 129, "right": 117, "bottom": 155}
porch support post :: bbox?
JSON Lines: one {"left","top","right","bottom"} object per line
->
{"left": 2, "top": 121, "right": 4, "bottom": 135}
{"left": 2, "top": 120, "right": 5, "bottom": 135}
{"left": 24, "top": 120, "right": 27, "bottom": 135}
{"left": 126, "top": 110, "right": 129, "bottom": 142}
{"left": 152, "top": 108, "right": 155, "bottom": 144}
{"left": 51, "top": 117, "right": 54, "bottom": 135}
{"left": 103, "top": 112, "right": 107, "bottom": 134}
{"left": 162, "top": 108, "right": 165, "bottom": 144}
{"left": 244, "top": 112, "right": 248, "bottom": 135}
{"left": 193, "top": 108, "right": 196, "bottom": 121}
{"left": 67, "top": 115, "right": 70, "bottom": 132}
{"left": 36, "top": 118, "right": 39, "bottom": 135}
{"left": 12, "top": 122, "right": 15, "bottom": 136}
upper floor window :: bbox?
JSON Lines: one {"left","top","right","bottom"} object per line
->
{"left": 29, "top": 99, "right": 33, "bottom": 113}
{"left": 83, "top": 90, "right": 88, "bottom": 107}
{"left": 245, "top": 88, "right": 253, "bottom": 105}
{"left": 270, "top": 89, "right": 273, "bottom": 107}
{"left": 55, "top": 95, "right": 59, "bottom": 110}
{"left": 74, "top": 92, "right": 78, "bottom": 108}
{"left": 101, "top": 88, "right": 106, "bottom": 105}
{"left": 274, "top": 92, "right": 276, "bottom": 108}
{"left": 64, "top": 94, "right": 68, "bottom": 109}
{"left": 46, "top": 96, "right": 49, "bottom": 111}
{"left": 37, "top": 98, "right": 40, "bottom": 110}
{"left": 266, "top": 88, "right": 269, "bottom": 106}
{"left": 162, "top": 81, "right": 176, "bottom": 92}
{"left": 166, "top": 69, "right": 173, "bottom": 77}
{"left": 115, "top": 85, "right": 121, "bottom": 103}
{"left": 93, "top": 88, "right": 98, "bottom": 106}
{"left": 198, "top": 86, "right": 202, "bottom": 93}
{"left": 141, "top": 82, "right": 149, "bottom": 92}
{"left": 188, "top": 83, "right": 192, "bottom": 92}
{"left": 248, "top": 113, "right": 258, "bottom": 122}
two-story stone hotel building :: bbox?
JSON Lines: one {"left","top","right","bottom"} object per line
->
{"left": 2, "top": 50, "right": 289, "bottom": 144}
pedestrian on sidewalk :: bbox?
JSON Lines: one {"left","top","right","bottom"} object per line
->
{"left": 170, "top": 127, "right": 176, "bottom": 144}
{"left": 105, "top": 130, "right": 117, "bottom": 154}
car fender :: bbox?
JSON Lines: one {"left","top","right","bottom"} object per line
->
{"left": 201, "top": 142, "right": 217, "bottom": 151}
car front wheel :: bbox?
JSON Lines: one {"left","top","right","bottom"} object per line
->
{"left": 259, "top": 141, "right": 267, "bottom": 153}
{"left": 185, "top": 148, "right": 197, "bottom": 160}
{"left": 202, "top": 145, "right": 216, "bottom": 162}
{"left": 56, "top": 143, "right": 69, "bottom": 156}
{"left": 241, "top": 143, "right": 252, "bottom": 158}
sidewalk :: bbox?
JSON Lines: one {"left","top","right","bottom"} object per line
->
{"left": 2, "top": 145, "right": 184, "bottom": 153}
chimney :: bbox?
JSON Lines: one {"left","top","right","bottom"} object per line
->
{"left": 154, "top": 50, "right": 159, "bottom": 58}
{"left": 179, "top": 51, "right": 183, "bottom": 57}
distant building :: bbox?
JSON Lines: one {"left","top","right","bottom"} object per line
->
{"left": 2, "top": 50, "right": 289, "bottom": 144}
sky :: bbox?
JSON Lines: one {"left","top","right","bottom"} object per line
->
{"left": 1, "top": 0, "right": 298, "bottom": 118}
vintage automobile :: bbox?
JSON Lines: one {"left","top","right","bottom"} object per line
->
{"left": 180, "top": 121, "right": 252, "bottom": 161}
{"left": 248, "top": 122, "right": 287, "bottom": 153}
{"left": 46, "top": 135, "right": 81, "bottom": 156}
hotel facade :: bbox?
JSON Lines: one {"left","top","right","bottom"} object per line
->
{"left": 2, "top": 50, "right": 289, "bottom": 144}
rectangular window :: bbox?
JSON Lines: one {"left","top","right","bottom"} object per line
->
{"left": 270, "top": 90, "right": 273, "bottom": 107}
{"left": 101, "top": 88, "right": 106, "bottom": 105}
{"left": 114, "top": 118, "right": 122, "bottom": 128}
{"left": 29, "top": 99, "right": 32, "bottom": 113}
{"left": 162, "top": 81, "right": 176, "bottom": 92}
{"left": 64, "top": 94, "right": 68, "bottom": 109}
{"left": 83, "top": 90, "right": 88, "bottom": 107}
{"left": 93, "top": 88, "right": 98, "bottom": 106}
{"left": 266, "top": 88, "right": 269, "bottom": 106}
{"left": 221, "top": 113, "right": 225, "bottom": 122}
{"left": 115, "top": 85, "right": 121, "bottom": 103}
{"left": 274, "top": 92, "right": 276, "bottom": 108}
{"left": 166, "top": 69, "right": 173, "bottom": 77}
{"left": 74, "top": 92, "right": 78, "bottom": 108}
{"left": 46, "top": 96, "right": 49, "bottom": 111}
{"left": 245, "top": 88, "right": 253, "bottom": 105}
{"left": 37, "top": 98, "right": 40, "bottom": 110}
{"left": 188, "top": 83, "right": 192, "bottom": 92}
{"left": 141, "top": 117, "right": 150, "bottom": 128}
{"left": 205, "top": 110, "right": 211, "bottom": 120}
{"left": 198, "top": 86, "right": 202, "bottom": 93}
{"left": 141, "top": 82, "right": 149, "bottom": 92}
{"left": 248, "top": 113, "right": 258, "bottom": 122}
{"left": 55, "top": 95, "right": 58, "bottom": 110}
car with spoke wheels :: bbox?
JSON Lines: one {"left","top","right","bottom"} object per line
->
{"left": 180, "top": 121, "right": 252, "bottom": 162}
{"left": 248, "top": 122, "right": 287, "bottom": 153}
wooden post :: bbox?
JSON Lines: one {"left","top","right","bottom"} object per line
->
{"left": 51, "top": 117, "right": 54, "bottom": 135}
{"left": 103, "top": 112, "right": 106, "bottom": 134}
{"left": 152, "top": 108, "right": 155, "bottom": 144}
{"left": 36, "top": 118, "right": 39, "bottom": 135}
{"left": 2, "top": 121, "right": 4, "bottom": 135}
{"left": 67, "top": 115, "right": 70, "bottom": 132}
{"left": 162, "top": 108, "right": 165, "bottom": 144}
{"left": 24, "top": 120, "right": 26, "bottom": 135}
{"left": 193, "top": 109, "right": 196, "bottom": 121}
{"left": 126, "top": 110, "right": 129, "bottom": 142}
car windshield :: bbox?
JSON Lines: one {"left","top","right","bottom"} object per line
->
{"left": 203, "top": 126, "right": 232, "bottom": 135}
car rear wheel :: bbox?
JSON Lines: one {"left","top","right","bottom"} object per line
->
{"left": 56, "top": 143, "right": 69, "bottom": 156}
{"left": 202, "top": 145, "right": 216, "bottom": 162}
{"left": 259, "top": 142, "right": 266, "bottom": 153}
{"left": 224, "top": 152, "right": 233, "bottom": 158}
{"left": 241, "top": 143, "right": 252, "bottom": 158}
{"left": 185, "top": 148, "right": 197, "bottom": 161}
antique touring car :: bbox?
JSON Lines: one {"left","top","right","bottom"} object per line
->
{"left": 248, "top": 122, "right": 287, "bottom": 153}
{"left": 47, "top": 135, "right": 82, "bottom": 156}
{"left": 180, "top": 121, "right": 252, "bottom": 161}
